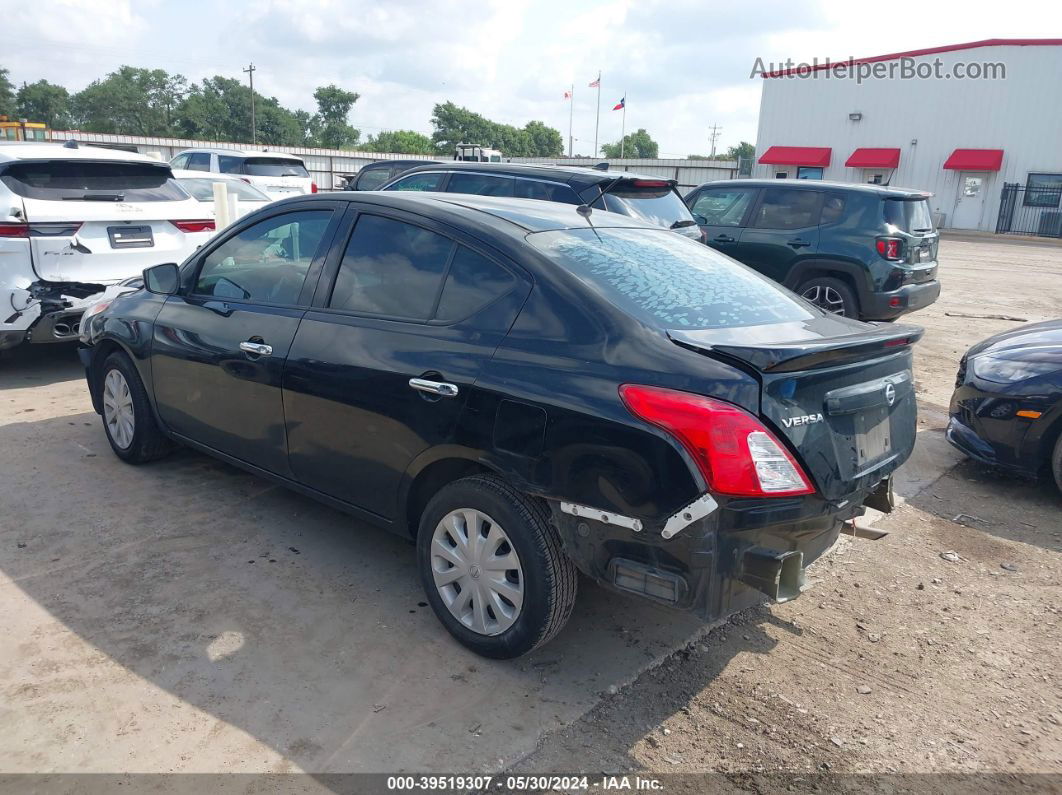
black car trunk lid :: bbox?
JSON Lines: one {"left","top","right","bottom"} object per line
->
{"left": 670, "top": 317, "right": 923, "bottom": 501}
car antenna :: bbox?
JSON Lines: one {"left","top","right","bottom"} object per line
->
{"left": 576, "top": 204, "right": 603, "bottom": 241}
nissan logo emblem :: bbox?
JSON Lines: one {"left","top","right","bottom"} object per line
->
{"left": 884, "top": 383, "right": 896, "bottom": 407}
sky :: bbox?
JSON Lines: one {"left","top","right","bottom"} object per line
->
{"left": 5, "top": 0, "right": 1061, "bottom": 157}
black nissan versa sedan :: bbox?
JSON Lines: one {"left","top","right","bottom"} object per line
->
{"left": 79, "top": 192, "right": 921, "bottom": 658}
{"left": 948, "top": 320, "right": 1062, "bottom": 492}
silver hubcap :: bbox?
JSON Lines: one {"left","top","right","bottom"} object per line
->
{"left": 802, "top": 284, "right": 847, "bottom": 315}
{"left": 102, "top": 369, "right": 135, "bottom": 450}
{"left": 430, "top": 509, "right": 524, "bottom": 636}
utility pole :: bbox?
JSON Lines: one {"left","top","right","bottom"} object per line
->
{"left": 708, "top": 123, "right": 722, "bottom": 158}
{"left": 243, "top": 63, "right": 257, "bottom": 145}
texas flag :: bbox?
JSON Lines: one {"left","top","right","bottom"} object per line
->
{"left": 613, "top": 96, "right": 625, "bottom": 110}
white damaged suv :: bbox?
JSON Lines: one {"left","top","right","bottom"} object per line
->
{"left": 1, "top": 142, "right": 216, "bottom": 353}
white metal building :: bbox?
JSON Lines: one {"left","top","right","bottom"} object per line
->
{"left": 753, "top": 39, "right": 1062, "bottom": 232}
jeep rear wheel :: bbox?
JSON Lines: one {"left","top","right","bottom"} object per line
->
{"left": 799, "top": 276, "right": 859, "bottom": 318}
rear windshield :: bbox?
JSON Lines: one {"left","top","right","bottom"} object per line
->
{"left": 527, "top": 227, "right": 813, "bottom": 329}
{"left": 598, "top": 184, "right": 696, "bottom": 229}
{"left": 242, "top": 157, "right": 309, "bottom": 178}
{"left": 355, "top": 167, "right": 393, "bottom": 190}
{"left": 1, "top": 161, "right": 187, "bottom": 202}
{"left": 178, "top": 178, "right": 271, "bottom": 202}
{"left": 884, "top": 198, "right": 934, "bottom": 233}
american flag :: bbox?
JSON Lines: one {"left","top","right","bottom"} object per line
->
{"left": 564, "top": 89, "right": 572, "bottom": 99}
{"left": 588, "top": 76, "right": 600, "bottom": 88}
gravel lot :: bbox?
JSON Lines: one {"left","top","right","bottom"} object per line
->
{"left": 0, "top": 233, "right": 1059, "bottom": 789}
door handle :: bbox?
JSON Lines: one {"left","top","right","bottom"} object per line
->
{"left": 409, "top": 378, "right": 459, "bottom": 398}
{"left": 787, "top": 239, "right": 811, "bottom": 248}
{"left": 239, "top": 341, "right": 272, "bottom": 356}
{"left": 712, "top": 234, "right": 735, "bottom": 243}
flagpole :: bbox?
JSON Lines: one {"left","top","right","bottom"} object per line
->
{"left": 568, "top": 84, "right": 574, "bottom": 158}
{"left": 594, "top": 71, "right": 601, "bottom": 158}
{"left": 620, "top": 90, "right": 627, "bottom": 159}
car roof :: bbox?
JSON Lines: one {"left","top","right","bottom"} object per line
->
{"left": 361, "top": 159, "right": 441, "bottom": 169}
{"left": 171, "top": 168, "right": 245, "bottom": 180}
{"left": 268, "top": 191, "right": 660, "bottom": 239}
{"left": 0, "top": 142, "right": 169, "bottom": 165}
{"left": 173, "top": 148, "right": 305, "bottom": 161}
{"left": 692, "top": 178, "right": 931, "bottom": 198}
{"left": 387, "top": 160, "right": 674, "bottom": 189}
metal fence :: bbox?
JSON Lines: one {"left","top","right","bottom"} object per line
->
{"left": 50, "top": 131, "right": 740, "bottom": 193}
{"left": 996, "top": 183, "right": 1062, "bottom": 238}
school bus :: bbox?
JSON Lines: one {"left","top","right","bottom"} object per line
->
{"left": 0, "top": 116, "right": 51, "bottom": 142}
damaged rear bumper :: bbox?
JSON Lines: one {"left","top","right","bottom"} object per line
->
{"left": 551, "top": 480, "right": 890, "bottom": 622}
{"left": 1, "top": 281, "right": 105, "bottom": 348}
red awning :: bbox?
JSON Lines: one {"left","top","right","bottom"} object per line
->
{"left": 758, "top": 146, "right": 831, "bottom": 167}
{"left": 845, "top": 148, "right": 901, "bottom": 168}
{"left": 943, "top": 148, "right": 1004, "bottom": 171}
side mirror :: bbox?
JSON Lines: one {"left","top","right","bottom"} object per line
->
{"left": 144, "top": 262, "right": 180, "bottom": 295}
{"left": 693, "top": 214, "right": 708, "bottom": 226}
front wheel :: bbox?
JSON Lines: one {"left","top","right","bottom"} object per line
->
{"left": 417, "top": 475, "right": 577, "bottom": 659}
{"left": 798, "top": 276, "right": 859, "bottom": 318}
{"left": 98, "top": 351, "right": 173, "bottom": 464}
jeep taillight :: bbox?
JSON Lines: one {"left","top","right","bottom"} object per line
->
{"left": 619, "top": 385, "right": 814, "bottom": 497}
{"left": 876, "top": 237, "right": 902, "bottom": 260}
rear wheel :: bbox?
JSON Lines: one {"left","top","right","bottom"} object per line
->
{"left": 798, "top": 276, "right": 859, "bottom": 317}
{"left": 99, "top": 351, "right": 173, "bottom": 464}
{"left": 417, "top": 475, "right": 577, "bottom": 658}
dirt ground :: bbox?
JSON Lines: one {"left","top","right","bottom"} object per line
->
{"left": 514, "top": 234, "right": 1062, "bottom": 787}
{"left": 1, "top": 233, "right": 1060, "bottom": 791}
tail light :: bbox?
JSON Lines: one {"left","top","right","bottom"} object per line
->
{"left": 170, "top": 220, "right": 216, "bottom": 233}
{"left": 619, "top": 385, "right": 814, "bottom": 497}
{"left": 311, "top": 182, "right": 318, "bottom": 193}
{"left": 876, "top": 238, "right": 902, "bottom": 260}
{"left": 0, "top": 223, "right": 29, "bottom": 238}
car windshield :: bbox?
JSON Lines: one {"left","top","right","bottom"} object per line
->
{"left": 1, "top": 161, "right": 187, "bottom": 201}
{"left": 527, "top": 227, "right": 814, "bottom": 329}
{"left": 242, "top": 157, "right": 309, "bottom": 178}
{"left": 178, "top": 178, "right": 272, "bottom": 202}
{"left": 599, "top": 184, "right": 696, "bottom": 228}
{"left": 884, "top": 198, "right": 934, "bottom": 233}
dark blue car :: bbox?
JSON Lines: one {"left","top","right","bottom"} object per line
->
{"left": 948, "top": 320, "right": 1062, "bottom": 491}
{"left": 79, "top": 192, "right": 921, "bottom": 658}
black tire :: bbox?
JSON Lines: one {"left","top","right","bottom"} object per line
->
{"left": 797, "top": 276, "right": 860, "bottom": 318}
{"left": 1052, "top": 433, "right": 1062, "bottom": 495}
{"left": 417, "top": 474, "right": 577, "bottom": 659}
{"left": 98, "top": 351, "right": 173, "bottom": 464}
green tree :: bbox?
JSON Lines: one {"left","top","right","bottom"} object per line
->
{"left": 72, "top": 66, "right": 187, "bottom": 136}
{"left": 601, "top": 128, "right": 658, "bottom": 159}
{"left": 722, "top": 141, "right": 755, "bottom": 161}
{"left": 0, "top": 67, "right": 14, "bottom": 117}
{"left": 522, "top": 120, "right": 563, "bottom": 157}
{"left": 175, "top": 76, "right": 307, "bottom": 146}
{"left": 16, "top": 80, "right": 71, "bottom": 129}
{"left": 430, "top": 101, "right": 563, "bottom": 157}
{"left": 366, "top": 129, "right": 436, "bottom": 154}
{"left": 311, "top": 84, "right": 360, "bottom": 149}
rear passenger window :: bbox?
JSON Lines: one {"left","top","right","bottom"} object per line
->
{"left": 821, "top": 194, "right": 845, "bottom": 224}
{"left": 752, "top": 188, "right": 822, "bottom": 230}
{"left": 170, "top": 154, "right": 190, "bottom": 170}
{"left": 514, "top": 179, "right": 581, "bottom": 204}
{"left": 218, "top": 155, "right": 244, "bottom": 174}
{"left": 435, "top": 247, "right": 517, "bottom": 323}
{"left": 186, "top": 153, "right": 211, "bottom": 172}
{"left": 330, "top": 215, "right": 452, "bottom": 320}
{"left": 690, "top": 188, "right": 756, "bottom": 227}
{"left": 447, "top": 172, "right": 515, "bottom": 197}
